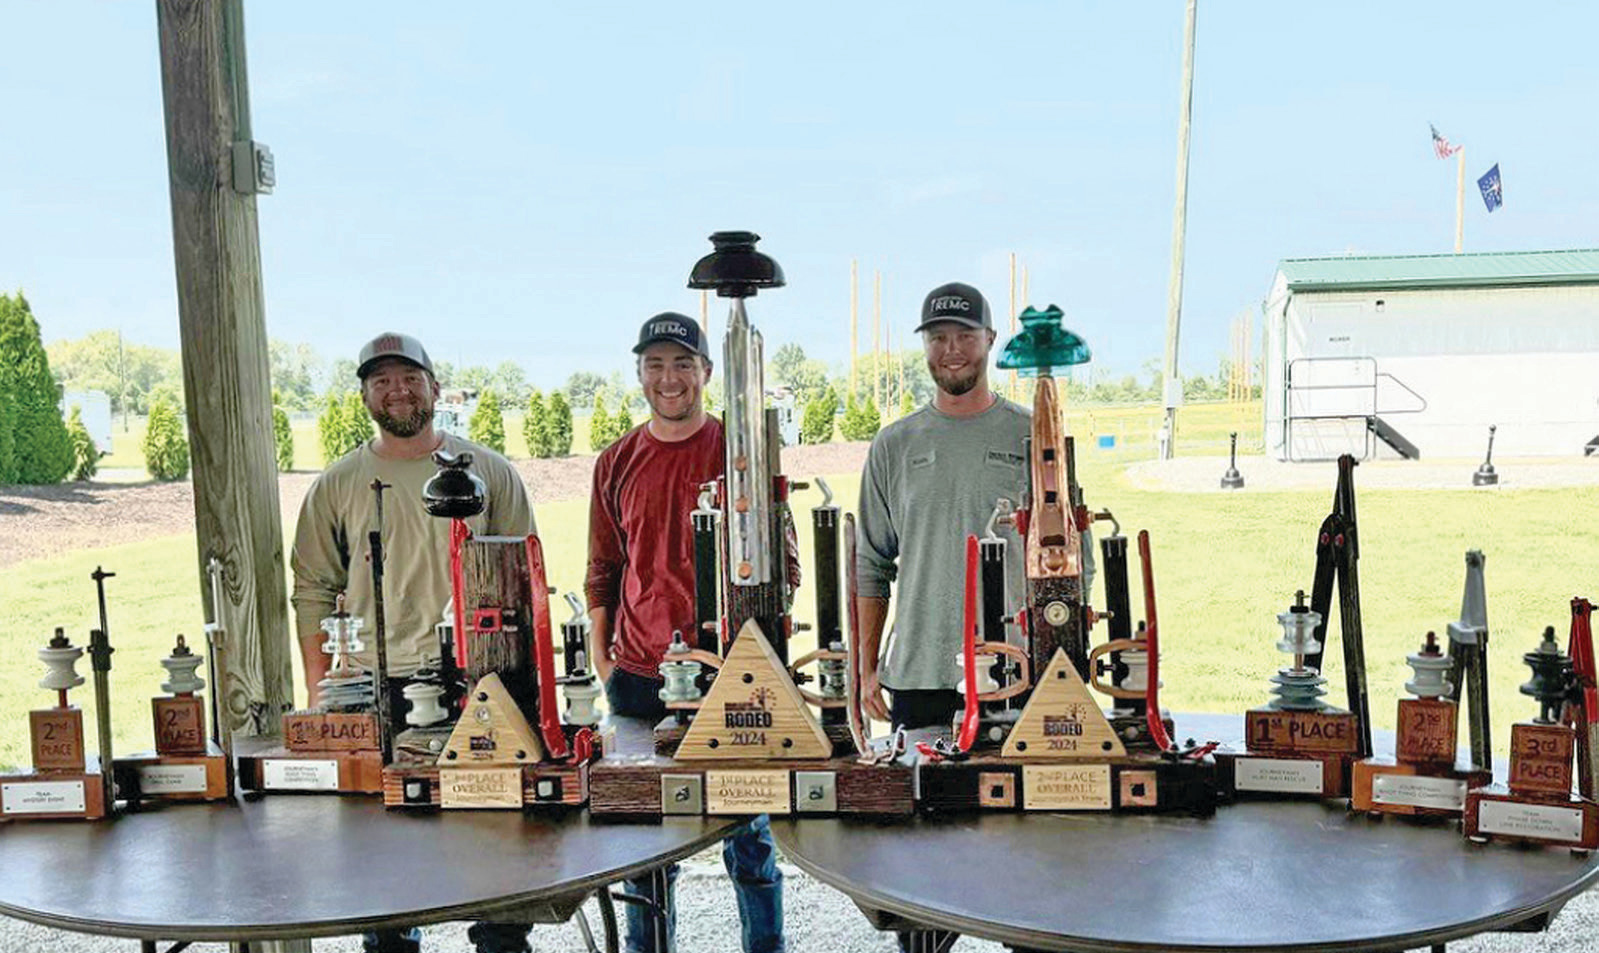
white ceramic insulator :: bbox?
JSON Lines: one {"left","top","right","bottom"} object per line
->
{"left": 564, "top": 678, "right": 603, "bottom": 727}
{"left": 161, "top": 652, "right": 206, "bottom": 696}
{"left": 403, "top": 681, "right": 449, "bottom": 727}
{"left": 38, "top": 643, "right": 86, "bottom": 692}
{"left": 1121, "top": 649, "right": 1161, "bottom": 693}
{"left": 1275, "top": 608, "right": 1323, "bottom": 657}
{"left": 1405, "top": 652, "right": 1454, "bottom": 699}
{"left": 320, "top": 613, "right": 365, "bottom": 657}
{"left": 954, "top": 650, "right": 999, "bottom": 695}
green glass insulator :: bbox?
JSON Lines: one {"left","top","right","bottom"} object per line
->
{"left": 996, "top": 305, "right": 1092, "bottom": 375}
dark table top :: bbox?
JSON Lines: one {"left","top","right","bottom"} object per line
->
{"left": 773, "top": 713, "right": 1599, "bottom": 953}
{"left": 0, "top": 719, "right": 738, "bottom": 942}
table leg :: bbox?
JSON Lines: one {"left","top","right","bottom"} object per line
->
{"left": 230, "top": 941, "right": 311, "bottom": 952}
{"left": 646, "top": 865, "right": 674, "bottom": 953}
{"left": 897, "top": 928, "right": 958, "bottom": 953}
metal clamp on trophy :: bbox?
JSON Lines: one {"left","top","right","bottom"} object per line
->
{"left": 911, "top": 305, "right": 1215, "bottom": 816}
{"left": 1464, "top": 602, "right": 1599, "bottom": 852}
{"left": 1350, "top": 632, "right": 1490, "bottom": 818}
{"left": 382, "top": 453, "right": 595, "bottom": 810}
{"left": 113, "top": 634, "right": 231, "bottom": 803}
{"left": 1216, "top": 455, "right": 1370, "bottom": 800}
{"left": 588, "top": 231, "right": 914, "bottom": 819}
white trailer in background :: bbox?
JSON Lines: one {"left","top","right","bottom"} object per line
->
{"left": 1262, "top": 249, "right": 1599, "bottom": 461}
{"left": 61, "top": 389, "right": 113, "bottom": 456}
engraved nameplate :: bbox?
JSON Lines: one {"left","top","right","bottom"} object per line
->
{"left": 137, "top": 764, "right": 208, "bottom": 794}
{"left": 705, "top": 769, "right": 791, "bottom": 815}
{"left": 1022, "top": 764, "right": 1112, "bottom": 810}
{"left": 1372, "top": 773, "right": 1466, "bottom": 812}
{"left": 439, "top": 767, "right": 522, "bottom": 808}
{"left": 1478, "top": 799, "right": 1585, "bottom": 842}
{"left": 2, "top": 780, "right": 87, "bottom": 815}
{"left": 1235, "top": 757, "right": 1324, "bottom": 794}
{"left": 262, "top": 759, "right": 339, "bottom": 791}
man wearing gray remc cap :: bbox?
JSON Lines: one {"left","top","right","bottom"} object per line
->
{"left": 913, "top": 281, "right": 993, "bottom": 333}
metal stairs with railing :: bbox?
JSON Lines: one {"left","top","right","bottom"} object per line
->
{"left": 1367, "top": 416, "right": 1421, "bottom": 460}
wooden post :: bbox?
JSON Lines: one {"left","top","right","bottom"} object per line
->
{"left": 1454, "top": 147, "right": 1466, "bottom": 253}
{"left": 156, "top": 0, "right": 293, "bottom": 739}
{"left": 1161, "top": 0, "right": 1198, "bottom": 459}
{"left": 849, "top": 259, "right": 858, "bottom": 402}
{"left": 873, "top": 270, "right": 882, "bottom": 410}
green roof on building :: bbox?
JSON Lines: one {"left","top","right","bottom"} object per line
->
{"left": 1277, "top": 249, "right": 1599, "bottom": 292}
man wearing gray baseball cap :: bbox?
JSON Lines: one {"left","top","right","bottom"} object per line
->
{"left": 291, "top": 331, "right": 536, "bottom": 953}
{"left": 856, "top": 281, "right": 1030, "bottom": 735}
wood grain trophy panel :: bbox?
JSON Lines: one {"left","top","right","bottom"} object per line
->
{"left": 1244, "top": 708, "right": 1361, "bottom": 755}
{"left": 1509, "top": 723, "right": 1575, "bottom": 797}
{"left": 439, "top": 673, "right": 545, "bottom": 766}
{"left": 29, "top": 709, "right": 86, "bottom": 772}
{"left": 1394, "top": 698, "right": 1457, "bottom": 766}
{"left": 282, "top": 711, "right": 381, "bottom": 752}
{"left": 675, "top": 621, "right": 831, "bottom": 761}
{"left": 152, "top": 696, "right": 208, "bottom": 755}
{"left": 1002, "top": 648, "right": 1124, "bottom": 760}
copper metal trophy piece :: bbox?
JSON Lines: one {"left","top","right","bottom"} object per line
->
{"left": 1463, "top": 604, "right": 1599, "bottom": 852}
{"left": 0, "top": 629, "right": 109, "bottom": 820}
{"left": 382, "top": 451, "right": 596, "bottom": 810}
{"left": 910, "top": 305, "right": 1216, "bottom": 815}
{"left": 587, "top": 231, "right": 914, "bottom": 818}
{"left": 112, "top": 634, "right": 231, "bottom": 803}
{"left": 1216, "top": 456, "right": 1370, "bottom": 799}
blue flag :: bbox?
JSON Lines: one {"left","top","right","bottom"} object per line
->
{"left": 1478, "top": 164, "right": 1503, "bottom": 212}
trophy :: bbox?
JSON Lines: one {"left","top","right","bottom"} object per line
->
{"left": 0, "top": 629, "right": 109, "bottom": 820}
{"left": 1350, "top": 632, "right": 1490, "bottom": 817}
{"left": 382, "top": 454, "right": 596, "bottom": 810}
{"left": 898, "top": 305, "right": 1214, "bottom": 815}
{"left": 588, "top": 232, "right": 914, "bottom": 819}
{"left": 113, "top": 635, "right": 231, "bottom": 803}
{"left": 236, "top": 594, "right": 385, "bottom": 795}
{"left": 1464, "top": 606, "right": 1599, "bottom": 852}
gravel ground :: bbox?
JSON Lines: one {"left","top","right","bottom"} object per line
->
{"left": 1, "top": 857, "right": 1595, "bottom": 952}
{"left": 1126, "top": 454, "right": 1599, "bottom": 493}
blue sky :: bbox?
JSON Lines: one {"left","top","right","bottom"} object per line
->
{"left": 3, "top": 2, "right": 1596, "bottom": 385}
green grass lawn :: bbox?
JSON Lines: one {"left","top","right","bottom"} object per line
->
{"left": 4, "top": 441, "right": 1594, "bottom": 771}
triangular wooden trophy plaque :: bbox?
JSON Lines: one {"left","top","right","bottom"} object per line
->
{"left": 439, "top": 672, "right": 545, "bottom": 766}
{"left": 676, "top": 620, "right": 832, "bottom": 760}
{"left": 1002, "top": 648, "right": 1126, "bottom": 759}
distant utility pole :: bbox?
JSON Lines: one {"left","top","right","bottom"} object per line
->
{"left": 1008, "top": 252, "right": 1018, "bottom": 401}
{"left": 873, "top": 270, "right": 883, "bottom": 410}
{"left": 157, "top": 0, "right": 293, "bottom": 739}
{"left": 1161, "top": 0, "right": 1198, "bottom": 460}
{"left": 1454, "top": 147, "right": 1466, "bottom": 253}
{"left": 849, "top": 259, "right": 858, "bottom": 402}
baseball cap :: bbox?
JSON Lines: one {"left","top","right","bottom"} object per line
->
{"left": 632, "top": 312, "right": 711, "bottom": 359}
{"left": 357, "top": 332, "right": 434, "bottom": 379}
{"left": 915, "top": 282, "right": 992, "bottom": 333}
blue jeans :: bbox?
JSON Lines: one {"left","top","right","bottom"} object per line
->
{"left": 363, "top": 922, "right": 530, "bottom": 953}
{"left": 608, "top": 668, "right": 786, "bottom": 953}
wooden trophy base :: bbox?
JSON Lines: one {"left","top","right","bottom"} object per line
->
{"left": 589, "top": 753, "right": 914, "bottom": 818}
{"left": 1350, "top": 757, "right": 1490, "bottom": 818}
{"left": 1465, "top": 785, "right": 1599, "bottom": 851}
{"left": 382, "top": 761, "right": 589, "bottom": 810}
{"left": 236, "top": 749, "right": 383, "bottom": 794}
{"left": 152, "top": 695, "right": 208, "bottom": 756}
{"left": 1214, "top": 749, "right": 1352, "bottom": 800}
{"left": 114, "top": 743, "right": 231, "bottom": 803}
{"left": 916, "top": 752, "right": 1216, "bottom": 815}
{"left": 0, "top": 757, "right": 108, "bottom": 822}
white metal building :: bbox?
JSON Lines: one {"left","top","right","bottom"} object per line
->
{"left": 1262, "top": 249, "right": 1599, "bottom": 461}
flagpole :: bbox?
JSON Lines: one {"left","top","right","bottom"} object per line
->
{"left": 1455, "top": 147, "right": 1465, "bottom": 253}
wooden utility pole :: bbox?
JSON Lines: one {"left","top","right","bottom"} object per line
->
{"left": 157, "top": 0, "right": 292, "bottom": 738}
{"left": 701, "top": 289, "right": 710, "bottom": 339}
{"left": 849, "top": 259, "right": 858, "bottom": 401}
{"left": 1454, "top": 148, "right": 1466, "bottom": 253}
{"left": 1161, "top": 0, "right": 1198, "bottom": 460}
{"left": 1008, "top": 253, "right": 1018, "bottom": 400}
{"left": 873, "top": 270, "right": 882, "bottom": 409}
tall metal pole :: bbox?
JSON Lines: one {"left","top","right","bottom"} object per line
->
{"left": 1454, "top": 147, "right": 1466, "bottom": 253}
{"left": 849, "top": 259, "right": 858, "bottom": 402}
{"left": 1161, "top": 0, "right": 1198, "bottom": 460}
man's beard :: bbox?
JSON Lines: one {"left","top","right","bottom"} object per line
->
{"left": 372, "top": 402, "right": 433, "bottom": 438}
{"left": 928, "top": 359, "right": 982, "bottom": 397}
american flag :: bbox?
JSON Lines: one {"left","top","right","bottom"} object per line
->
{"left": 1430, "top": 123, "right": 1461, "bottom": 159}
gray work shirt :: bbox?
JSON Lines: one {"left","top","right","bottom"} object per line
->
{"left": 855, "top": 396, "right": 1031, "bottom": 690}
